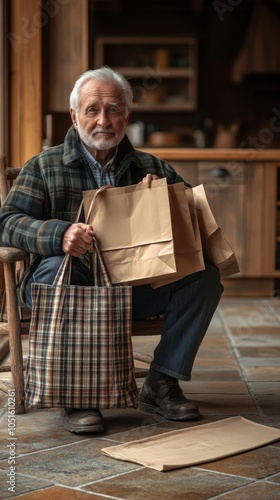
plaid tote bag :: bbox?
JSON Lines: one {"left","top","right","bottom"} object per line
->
{"left": 25, "top": 238, "right": 138, "bottom": 409}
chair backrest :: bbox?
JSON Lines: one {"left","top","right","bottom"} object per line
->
{"left": 0, "top": 155, "right": 22, "bottom": 206}
{"left": 0, "top": 155, "right": 9, "bottom": 204}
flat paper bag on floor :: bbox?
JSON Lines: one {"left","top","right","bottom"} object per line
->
{"left": 102, "top": 416, "right": 280, "bottom": 471}
{"left": 191, "top": 184, "right": 240, "bottom": 278}
{"left": 83, "top": 179, "right": 177, "bottom": 285}
{"left": 152, "top": 182, "right": 205, "bottom": 287}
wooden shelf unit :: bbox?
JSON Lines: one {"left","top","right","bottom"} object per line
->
{"left": 94, "top": 36, "right": 198, "bottom": 113}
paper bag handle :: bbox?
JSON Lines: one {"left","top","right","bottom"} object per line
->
{"left": 84, "top": 184, "right": 114, "bottom": 226}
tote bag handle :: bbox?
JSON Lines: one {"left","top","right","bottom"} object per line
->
{"left": 53, "top": 199, "right": 112, "bottom": 288}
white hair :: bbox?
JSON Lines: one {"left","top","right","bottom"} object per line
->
{"left": 69, "top": 66, "right": 133, "bottom": 112}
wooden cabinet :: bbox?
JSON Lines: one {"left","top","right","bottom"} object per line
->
{"left": 183, "top": 159, "right": 274, "bottom": 295}
{"left": 143, "top": 148, "right": 280, "bottom": 296}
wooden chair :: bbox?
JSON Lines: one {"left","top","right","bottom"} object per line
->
{"left": 0, "top": 155, "right": 164, "bottom": 414}
{"left": 0, "top": 156, "right": 29, "bottom": 413}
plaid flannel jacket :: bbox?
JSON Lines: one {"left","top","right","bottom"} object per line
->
{"left": 0, "top": 126, "right": 188, "bottom": 302}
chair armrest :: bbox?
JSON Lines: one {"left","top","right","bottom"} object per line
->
{"left": 0, "top": 247, "right": 29, "bottom": 262}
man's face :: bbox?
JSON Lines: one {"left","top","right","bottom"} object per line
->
{"left": 70, "top": 80, "right": 130, "bottom": 152}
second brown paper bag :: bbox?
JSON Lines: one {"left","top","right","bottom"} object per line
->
{"left": 152, "top": 182, "right": 205, "bottom": 287}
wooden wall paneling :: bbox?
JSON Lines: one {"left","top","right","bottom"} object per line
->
{"left": 44, "top": 0, "right": 89, "bottom": 111}
{"left": 172, "top": 161, "right": 196, "bottom": 187}
{"left": 9, "top": 0, "right": 42, "bottom": 167}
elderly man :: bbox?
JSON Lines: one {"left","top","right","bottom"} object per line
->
{"left": 0, "top": 67, "right": 223, "bottom": 433}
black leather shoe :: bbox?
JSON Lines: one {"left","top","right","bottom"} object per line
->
{"left": 61, "top": 408, "right": 104, "bottom": 433}
{"left": 138, "top": 378, "right": 201, "bottom": 421}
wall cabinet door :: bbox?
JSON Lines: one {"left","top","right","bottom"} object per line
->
{"left": 243, "top": 161, "right": 266, "bottom": 277}
{"left": 172, "top": 161, "right": 197, "bottom": 187}
{"left": 264, "top": 162, "right": 280, "bottom": 277}
{"left": 196, "top": 161, "right": 246, "bottom": 275}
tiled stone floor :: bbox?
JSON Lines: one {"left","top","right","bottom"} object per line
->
{"left": 0, "top": 297, "right": 280, "bottom": 500}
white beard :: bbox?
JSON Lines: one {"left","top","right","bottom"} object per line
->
{"left": 76, "top": 121, "right": 125, "bottom": 151}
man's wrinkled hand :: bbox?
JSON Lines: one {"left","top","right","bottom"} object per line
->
{"left": 62, "top": 223, "right": 95, "bottom": 257}
{"left": 140, "top": 173, "right": 159, "bottom": 188}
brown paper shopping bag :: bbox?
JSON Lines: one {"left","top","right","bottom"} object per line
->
{"left": 191, "top": 184, "right": 240, "bottom": 278}
{"left": 152, "top": 182, "right": 205, "bottom": 287}
{"left": 83, "top": 179, "right": 177, "bottom": 286}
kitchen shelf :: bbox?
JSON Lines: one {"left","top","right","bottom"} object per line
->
{"left": 113, "top": 68, "right": 196, "bottom": 78}
{"left": 94, "top": 36, "right": 198, "bottom": 113}
{"left": 132, "top": 103, "right": 195, "bottom": 112}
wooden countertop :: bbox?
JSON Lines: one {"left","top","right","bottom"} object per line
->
{"left": 141, "top": 148, "right": 280, "bottom": 162}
